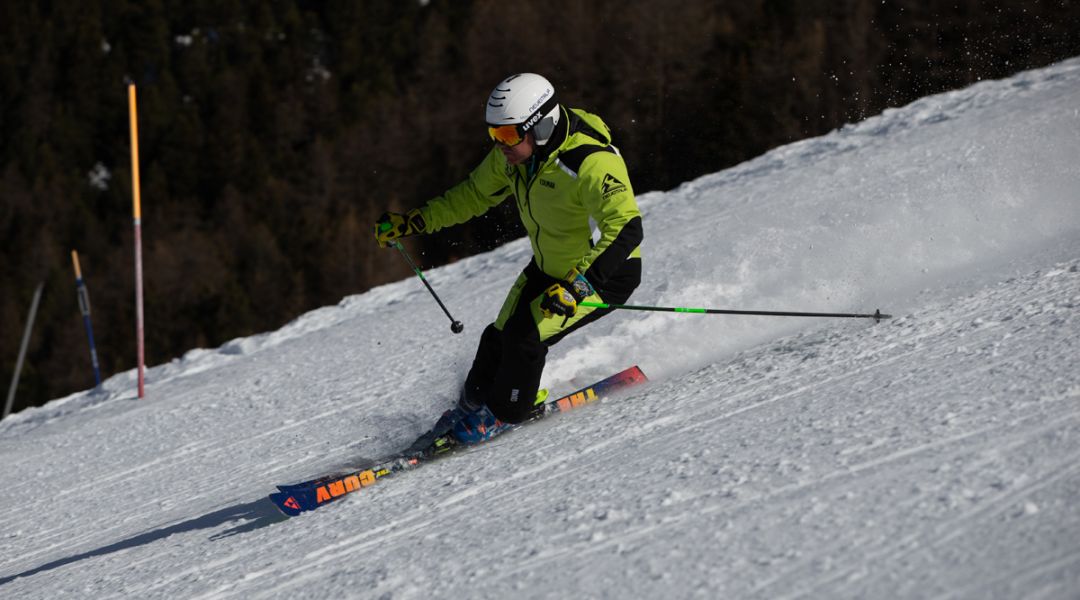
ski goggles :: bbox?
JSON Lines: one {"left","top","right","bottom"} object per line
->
{"left": 487, "top": 123, "right": 526, "bottom": 147}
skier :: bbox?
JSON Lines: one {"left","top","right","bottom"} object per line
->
{"left": 374, "top": 73, "right": 643, "bottom": 445}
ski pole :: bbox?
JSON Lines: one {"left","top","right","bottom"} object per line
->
{"left": 391, "top": 240, "right": 464, "bottom": 334}
{"left": 580, "top": 301, "right": 891, "bottom": 322}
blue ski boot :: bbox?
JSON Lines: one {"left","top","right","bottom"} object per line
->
{"left": 452, "top": 404, "right": 511, "bottom": 445}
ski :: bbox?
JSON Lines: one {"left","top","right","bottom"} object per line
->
{"left": 268, "top": 365, "right": 647, "bottom": 516}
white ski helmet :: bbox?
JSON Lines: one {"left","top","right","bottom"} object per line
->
{"left": 485, "top": 73, "right": 561, "bottom": 146}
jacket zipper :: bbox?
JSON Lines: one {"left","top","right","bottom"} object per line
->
{"left": 517, "top": 165, "right": 546, "bottom": 271}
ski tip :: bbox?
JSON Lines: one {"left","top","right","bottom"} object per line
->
{"left": 624, "top": 365, "right": 648, "bottom": 383}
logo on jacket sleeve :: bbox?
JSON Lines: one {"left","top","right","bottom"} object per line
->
{"left": 601, "top": 174, "right": 627, "bottom": 199}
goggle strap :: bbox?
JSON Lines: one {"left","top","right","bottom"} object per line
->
{"left": 520, "top": 96, "right": 559, "bottom": 134}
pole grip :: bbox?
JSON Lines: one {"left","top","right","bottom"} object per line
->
{"left": 71, "top": 249, "right": 83, "bottom": 279}
{"left": 72, "top": 250, "right": 91, "bottom": 315}
{"left": 72, "top": 249, "right": 103, "bottom": 388}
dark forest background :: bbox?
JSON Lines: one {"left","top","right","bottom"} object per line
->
{"left": 2, "top": 0, "right": 1079, "bottom": 413}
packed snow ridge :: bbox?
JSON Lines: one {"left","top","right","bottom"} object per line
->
{"left": 1, "top": 58, "right": 1078, "bottom": 599}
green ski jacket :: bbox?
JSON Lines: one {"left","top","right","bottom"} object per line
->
{"left": 418, "top": 106, "right": 643, "bottom": 288}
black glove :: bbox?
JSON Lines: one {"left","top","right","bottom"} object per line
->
{"left": 374, "top": 208, "right": 426, "bottom": 247}
{"left": 539, "top": 269, "right": 595, "bottom": 319}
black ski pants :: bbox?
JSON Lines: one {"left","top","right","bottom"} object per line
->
{"left": 463, "top": 258, "right": 641, "bottom": 424}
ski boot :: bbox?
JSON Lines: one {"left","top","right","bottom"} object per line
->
{"left": 451, "top": 404, "right": 511, "bottom": 445}
{"left": 452, "top": 388, "right": 551, "bottom": 444}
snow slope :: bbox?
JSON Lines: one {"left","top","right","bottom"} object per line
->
{"left": 1, "top": 58, "right": 1078, "bottom": 599}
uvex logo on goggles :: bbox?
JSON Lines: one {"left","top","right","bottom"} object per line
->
{"left": 486, "top": 111, "right": 543, "bottom": 146}
{"left": 488, "top": 96, "right": 556, "bottom": 146}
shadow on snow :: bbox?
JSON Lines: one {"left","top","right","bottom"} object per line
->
{"left": 0, "top": 498, "right": 286, "bottom": 587}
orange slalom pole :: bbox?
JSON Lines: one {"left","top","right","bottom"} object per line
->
{"left": 128, "top": 83, "right": 145, "bottom": 399}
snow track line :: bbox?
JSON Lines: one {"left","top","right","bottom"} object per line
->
{"left": 771, "top": 415, "right": 1080, "bottom": 599}
{"left": 0, "top": 402, "right": 375, "bottom": 571}
{"left": 525, "top": 291, "right": 1080, "bottom": 595}
{"left": 764, "top": 439, "right": 1080, "bottom": 597}
{"left": 0, "top": 373, "right": 424, "bottom": 576}
{"left": 193, "top": 443, "right": 520, "bottom": 598}
{"left": 492, "top": 400, "right": 1064, "bottom": 585}
{"left": 208, "top": 410, "right": 669, "bottom": 597}
{"left": 931, "top": 451, "right": 1080, "bottom": 548}
{"left": 757, "top": 410, "right": 1079, "bottom": 586}
{"left": 936, "top": 546, "right": 1080, "bottom": 600}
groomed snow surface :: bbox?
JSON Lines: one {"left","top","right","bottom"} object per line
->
{"left": 2, "top": 58, "right": 1079, "bottom": 599}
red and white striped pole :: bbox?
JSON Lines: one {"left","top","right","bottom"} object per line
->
{"left": 128, "top": 83, "right": 145, "bottom": 399}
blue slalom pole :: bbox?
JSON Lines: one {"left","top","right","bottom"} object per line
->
{"left": 72, "top": 251, "right": 102, "bottom": 390}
